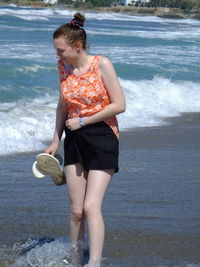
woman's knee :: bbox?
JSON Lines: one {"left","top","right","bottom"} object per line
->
{"left": 83, "top": 201, "right": 100, "bottom": 217}
{"left": 70, "top": 208, "right": 84, "bottom": 222}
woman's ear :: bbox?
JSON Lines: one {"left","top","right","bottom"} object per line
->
{"left": 75, "top": 41, "right": 83, "bottom": 52}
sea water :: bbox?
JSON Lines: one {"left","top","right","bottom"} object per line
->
{"left": 0, "top": 5, "right": 200, "bottom": 267}
{"left": 0, "top": 5, "right": 200, "bottom": 155}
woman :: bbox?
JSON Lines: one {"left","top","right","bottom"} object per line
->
{"left": 45, "top": 12, "right": 126, "bottom": 267}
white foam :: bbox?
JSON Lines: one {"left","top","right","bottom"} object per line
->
{"left": 2, "top": 236, "right": 200, "bottom": 267}
{"left": 1, "top": 41, "right": 198, "bottom": 69}
{"left": 77, "top": 10, "right": 200, "bottom": 25}
{"left": 88, "top": 25, "right": 200, "bottom": 40}
{"left": 53, "top": 9, "right": 76, "bottom": 17}
{"left": 11, "top": 237, "right": 70, "bottom": 267}
{"left": 91, "top": 45, "right": 199, "bottom": 68}
{"left": 8, "top": 4, "right": 17, "bottom": 7}
{"left": 1, "top": 7, "right": 200, "bottom": 43}
{"left": 1, "top": 6, "right": 200, "bottom": 25}
{"left": 0, "top": 7, "right": 53, "bottom": 21}
{"left": 119, "top": 76, "right": 200, "bottom": 129}
{"left": 0, "top": 95, "right": 58, "bottom": 155}
{"left": 15, "top": 64, "right": 56, "bottom": 73}
{"left": 14, "top": 15, "right": 49, "bottom": 21}
{"left": 0, "top": 44, "right": 56, "bottom": 63}
{"left": 0, "top": 24, "right": 54, "bottom": 31}
{"left": 1, "top": 77, "right": 200, "bottom": 155}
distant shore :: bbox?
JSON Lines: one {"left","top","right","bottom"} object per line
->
{"left": 91, "top": 6, "right": 200, "bottom": 20}
{"left": 1, "top": 1, "right": 200, "bottom": 20}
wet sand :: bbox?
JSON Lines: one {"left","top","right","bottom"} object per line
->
{"left": 0, "top": 112, "right": 200, "bottom": 266}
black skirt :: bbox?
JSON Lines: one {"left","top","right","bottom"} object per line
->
{"left": 64, "top": 121, "right": 119, "bottom": 173}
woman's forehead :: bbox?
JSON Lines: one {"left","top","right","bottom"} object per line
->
{"left": 53, "top": 36, "right": 68, "bottom": 48}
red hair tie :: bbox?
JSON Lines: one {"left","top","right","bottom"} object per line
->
{"left": 70, "top": 19, "right": 84, "bottom": 28}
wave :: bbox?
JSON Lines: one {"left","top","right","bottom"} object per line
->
{"left": 2, "top": 237, "right": 70, "bottom": 266}
{"left": 0, "top": 41, "right": 199, "bottom": 73}
{"left": 1, "top": 236, "right": 200, "bottom": 266}
{"left": 120, "top": 76, "right": 200, "bottom": 129}
{"left": 88, "top": 26, "right": 200, "bottom": 40}
{"left": 92, "top": 45, "right": 199, "bottom": 71}
{"left": 8, "top": 4, "right": 18, "bottom": 8}
{"left": 1, "top": 6, "right": 200, "bottom": 25}
{"left": 0, "top": 44, "right": 56, "bottom": 63}
{"left": 0, "top": 96, "right": 57, "bottom": 155}
{"left": 0, "top": 76, "right": 200, "bottom": 155}
{"left": 2, "top": 236, "right": 89, "bottom": 266}
{"left": 0, "top": 7, "right": 53, "bottom": 21}
{"left": 15, "top": 64, "right": 56, "bottom": 73}
{"left": 0, "top": 24, "right": 55, "bottom": 31}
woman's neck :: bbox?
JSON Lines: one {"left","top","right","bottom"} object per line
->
{"left": 70, "top": 53, "right": 93, "bottom": 75}
{"left": 71, "top": 52, "right": 89, "bottom": 69}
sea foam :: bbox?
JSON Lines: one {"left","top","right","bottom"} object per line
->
{"left": 1, "top": 77, "right": 200, "bottom": 156}
{"left": 1, "top": 6, "right": 200, "bottom": 26}
{"left": 9, "top": 237, "right": 69, "bottom": 267}
{"left": 0, "top": 7, "right": 53, "bottom": 21}
{"left": 120, "top": 76, "right": 200, "bottom": 129}
{"left": 0, "top": 96, "right": 57, "bottom": 155}
{"left": 88, "top": 25, "right": 200, "bottom": 40}
{"left": 2, "top": 236, "right": 200, "bottom": 267}
{"left": 15, "top": 64, "right": 56, "bottom": 74}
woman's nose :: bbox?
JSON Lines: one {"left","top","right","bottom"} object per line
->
{"left": 56, "top": 52, "right": 61, "bottom": 59}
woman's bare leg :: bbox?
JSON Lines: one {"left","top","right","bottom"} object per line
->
{"left": 83, "top": 169, "right": 114, "bottom": 266}
{"left": 64, "top": 163, "right": 88, "bottom": 266}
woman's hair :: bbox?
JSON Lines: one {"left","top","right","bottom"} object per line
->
{"left": 53, "top": 13, "right": 87, "bottom": 49}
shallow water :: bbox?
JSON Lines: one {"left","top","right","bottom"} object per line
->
{"left": 1, "top": 114, "right": 200, "bottom": 266}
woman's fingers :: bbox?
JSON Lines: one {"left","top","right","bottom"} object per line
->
{"left": 44, "top": 143, "right": 58, "bottom": 155}
{"left": 66, "top": 118, "right": 80, "bottom": 131}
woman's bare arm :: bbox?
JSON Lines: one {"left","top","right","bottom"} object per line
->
{"left": 66, "top": 56, "right": 125, "bottom": 130}
{"left": 85, "top": 56, "right": 125, "bottom": 125}
{"left": 45, "top": 92, "right": 68, "bottom": 154}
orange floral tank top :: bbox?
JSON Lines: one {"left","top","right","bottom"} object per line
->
{"left": 58, "top": 55, "right": 119, "bottom": 139}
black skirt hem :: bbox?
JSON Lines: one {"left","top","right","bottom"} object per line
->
{"left": 64, "top": 121, "right": 119, "bottom": 174}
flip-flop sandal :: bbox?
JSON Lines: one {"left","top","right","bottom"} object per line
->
{"left": 32, "top": 161, "right": 46, "bottom": 179}
{"left": 35, "top": 153, "right": 66, "bottom": 186}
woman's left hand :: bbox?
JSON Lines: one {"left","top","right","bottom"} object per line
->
{"left": 66, "top": 117, "right": 81, "bottom": 131}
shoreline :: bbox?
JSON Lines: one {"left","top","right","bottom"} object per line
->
{"left": 1, "top": 2, "right": 200, "bottom": 20}
{"left": 1, "top": 112, "right": 200, "bottom": 158}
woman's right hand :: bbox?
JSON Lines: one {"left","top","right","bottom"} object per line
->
{"left": 44, "top": 142, "right": 59, "bottom": 156}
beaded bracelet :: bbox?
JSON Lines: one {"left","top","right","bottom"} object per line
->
{"left": 79, "top": 117, "right": 85, "bottom": 127}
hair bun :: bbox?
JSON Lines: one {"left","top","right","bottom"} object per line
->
{"left": 70, "top": 12, "right": 85, "bottom": 28}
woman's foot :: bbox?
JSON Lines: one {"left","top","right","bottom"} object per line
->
{"left": 62, "top": 240, "right": 84, "bottom": 266}
{"left": 69, "top": 240, "right": 84, "bottom": 267}
{"left": 83, "top": 258, "right": 101, "bottom": 267}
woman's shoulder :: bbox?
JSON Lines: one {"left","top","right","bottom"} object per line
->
{"left": 90, "top": 55, "right": 111, "bottom": 64}
{"left": 98, "top": 55, "right": 111, "bottom": 64}
{"left": 97, "top": 56, "right": 113, "bottom": 73}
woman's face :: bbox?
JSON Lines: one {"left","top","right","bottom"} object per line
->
{"left": 53, "top": 36, "right": 78, "bottom": 64}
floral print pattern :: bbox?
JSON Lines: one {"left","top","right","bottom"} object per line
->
{"left": 58, "top": 55, "right": 119, "bottom": 138}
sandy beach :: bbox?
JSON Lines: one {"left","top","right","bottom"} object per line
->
{"left": 0, "top": 112, "right": 200, "bottom": 266}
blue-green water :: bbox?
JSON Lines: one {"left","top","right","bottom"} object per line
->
{"left": 0, "top": 5, "right": 200, "bottom": 155}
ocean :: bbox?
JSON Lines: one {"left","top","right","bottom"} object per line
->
{"left": 0, "top": 4, "right": 200, "bottom": 267}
